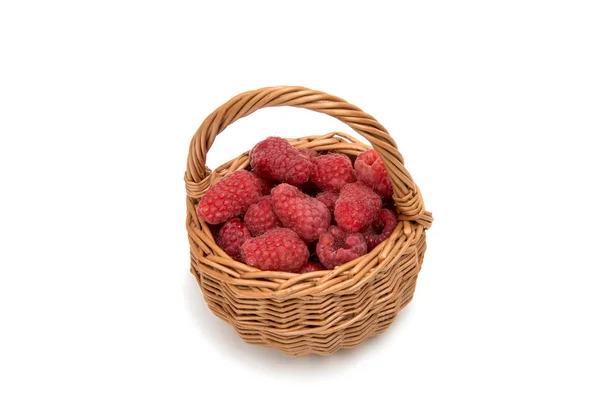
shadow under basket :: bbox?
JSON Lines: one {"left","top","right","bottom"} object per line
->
{"left": 185, "top": 86, "right": 433, "bottom": 356}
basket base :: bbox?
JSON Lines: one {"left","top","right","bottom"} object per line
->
{"left": 191, "top": 232, "right": 426, "bottom": 357}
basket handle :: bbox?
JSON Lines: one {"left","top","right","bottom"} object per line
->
{"left": 185, "top": 86, "right": 431, "bottom": 227}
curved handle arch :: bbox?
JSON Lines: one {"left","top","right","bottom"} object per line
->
{"left": 185, "top": 86, "right": 430, "bottom": 225}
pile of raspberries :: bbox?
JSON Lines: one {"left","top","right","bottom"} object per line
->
{"left": 197, "top": 136, "right": 398, "bottom": 272}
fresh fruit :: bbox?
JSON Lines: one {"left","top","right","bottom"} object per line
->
{"left": 354, "top": 149, "right": 393, "bottom": 197}
{"left": 298, "top": 148, "right": 318, "bottom": 159}
{"left": 241, "top": 228, "right": 309, "bottom": 272}
{"left": 334, "top": 182, "right": 382, "bottom": 233}
{"left": 216, "top": 218, "right": 251, "bottom": 261}
{"left": 250, "top": 137, "right": 312, "bottom": 185}
{"left": 316, "top": 226, "right": 368, "bottom": 269}
{"left": 198, "top": 140, "right": 400, "bottom": 271}
{"left": 197, "top": 170, "right": 262, "bottom": 224}
{"left": 244, "top": 196, "right": 280, "bottom": 236}
{"left": 310, "top": 153, "right": 355, "bottom": 192}
{"left": 364, "top": 208, "right": 398, "bottom": 250}
{"left": 271, "top": 184, "right": 331, "bottom": 242}
{"left": 315, "top": 191, "right": 338, "bottom": 213}
{"left": 299, "top": 261, "right": 325, "bottom": 273}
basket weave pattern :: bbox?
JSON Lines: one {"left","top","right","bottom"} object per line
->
{"left": 185, "top": 87, "right": 432, "bottom": 356}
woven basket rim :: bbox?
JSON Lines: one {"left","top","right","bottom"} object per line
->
{"left": 186, "top": 131, "right": 430, "bottom": 299}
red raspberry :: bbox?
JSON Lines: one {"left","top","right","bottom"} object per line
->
{"left": 244, "top": 196, "right": 281, "bottom": 236}
{"left": 298, "top": 261, "right": 325, "bottom": 273}
{"left": 250, "top": 137, "right": 312, "bottom": 185}
{"left": 216, "top": 218, "right": 251, "bottom": 261}
{"left": 241, "top": 228, "right": 309, "bottom": 272}
{"left": 197, "top": 170, "right": 262, "bottom": 224}
{"left": 310, "top": 153, "right": 355, "bottom": 192}
{"left": 316, "top": 226, "right": 367, "bottom": 269}
{"left": 271, "top": 184, "right": 331, "bottom": 242}
{"left": 315, "top": 191, "right": 338, "bottom": 213}
{"left": 334, "top": 183, "right": 382, "bottom": 233}
{"left": 364, "top": 209, "right": 398, "bottom": 250}
{"left": 354, "top": 149, "right": 393, "bottom": 197}
{"left": 298, "top": 148, "right": 318, "bottom": 159}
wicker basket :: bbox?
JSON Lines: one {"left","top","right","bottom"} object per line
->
{"left": 185, "top": 86, "right": 433, "bottom": 356}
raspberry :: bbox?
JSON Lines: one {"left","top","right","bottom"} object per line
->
{"left": 298, "top": 148, "right": 318, "bottom": 159}
{"left": 216, "top": 218, "right": 251, "bottom": 261}
{"left": 310, "top": 153, "right": 355, "bottom": 192}
{"left": 241, "top": 228, "right": 309, "bottom": 272}
{"left": 197, "top": 170, "right": 262, "bottom": 224}
{"left": 364, "top": 209, "right": 398, "bottom": 250}
{"left": 250, "top": 137, "right": 312, "bottom": 185}
{"left": 355, "top": 149, "right": 393, "bottom": 198}
{"left": 298, "top": 261, "right": 325, "bottom": 273}
{"left": 271, "top": 184, "right": 331, "bottom": 242}
{"left": 315, "top": 191, "right": 338, "bottom": 213}
{"left": 316, "top": 226, "right": 367, "bottom": 269}
{"left": 244, "top": 196, "right": 281, "bottom": 236}
{"left": 334, "top": 183, "right": 382, "bottom": 233}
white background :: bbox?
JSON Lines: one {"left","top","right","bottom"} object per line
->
{"left": 1, "top": 1, "right": 599, "bottom": 415}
